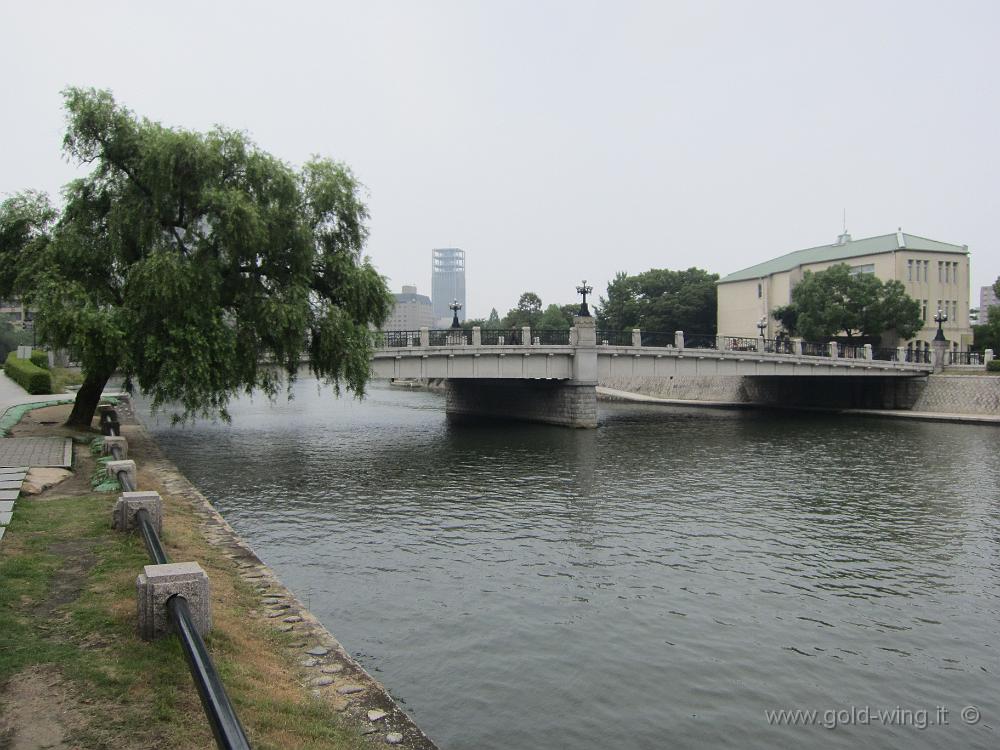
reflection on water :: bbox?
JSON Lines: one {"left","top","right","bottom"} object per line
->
{"left": 137, "top": 380, "right": 1000, "bottom": 750}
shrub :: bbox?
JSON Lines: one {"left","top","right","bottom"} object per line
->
{"left": 4, "top": 351, "right": 53, "bottom": 394}
{"left": 987, "top": 359, "right": 1000, "bottom": 373}
{"left": 30, "top": 349, "right": 49, "bottom": 369}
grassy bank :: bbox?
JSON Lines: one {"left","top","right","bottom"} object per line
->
{"left": 0, "top": 406, "right": 367, "bottom": 750}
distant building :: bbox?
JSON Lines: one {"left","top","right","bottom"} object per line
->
{"left": 384, "top": 285, "right": 434, "bottom": 331}
{"left": 717, "top": 231, "right": 973, "bottom": 349}
{"left": 0, "top": 298, "right": 33, "bottom": 329}
{"left": 980, "top": 285, "right": 999, "bottom": 325}
{"left": 431, "top": 248, "right": 466, "bottom": 327}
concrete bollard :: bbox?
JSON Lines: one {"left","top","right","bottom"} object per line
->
{"left": 102, "top": 435, "right": 128, "bottom": 459}
{"left": 136, "top": 562, "right": 212, "bottom": 640}
{"left": 674, "top": 331, "right": 685, "bottom": 349}
{"left": 113, "top": 491, "right": 163, "bottom": 534}
{"left": 106, "top": 459, "right": 137, "bottom": 489}
{"left": 632, "top": 329, "right": 642, "bottom": 347}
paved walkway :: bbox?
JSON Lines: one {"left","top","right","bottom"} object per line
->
{"left": 597, "top": 386, "right": 1000, "bottom": 425}
{"left": 0, "top": 371, "right": 70, "bottom": 416}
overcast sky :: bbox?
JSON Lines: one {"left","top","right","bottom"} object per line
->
{"left": 2, "top": 1, "right": 997, "bottom": 318}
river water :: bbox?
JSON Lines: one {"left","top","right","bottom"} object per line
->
{"left": 136, "top": 379, "right": 1000, "bottom": 749}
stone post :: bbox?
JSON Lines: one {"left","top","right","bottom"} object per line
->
{"left": 897, "top": 346, "right": 907, "bottom": 363}
{"left": 986, "top": 349, "right": 994, "bottom": 364}
{"left": 569, "top": 326, "right": 578, "bottom": 346}
{"left": 674, "top": 331, "right": 685, "bottom": 349}
{"left": 863, "top": 344, "right": 872, "bottom": 361}
{"left": 716, "top": 335, "right": 728, "bottom": 352}
{"left": 792, "top": 338, "right": 803, "bottom": 356}
{"left": 16, "top": 345, "right": 31, "bottom": 360}
{"left": 572, "top": 316, "right": 597, "bottom": 383}
{"left": 757, "top": 336, "right": 766, "bottom": 353}
{"left": 102, "top": 435, "right": 128, "bottom": 459}
{"left": 106, "top": 459, "right": 137, "bottom": 489}
{"left": 419, "top": 327, "right": 429, "bottom": 347}
{"left": 113, "top": 491, "right": 163, "bottom": 534}
{"left": 932, "top": 338, "right": 947, "bottom": 373}
{"left": 632, "top": 329, "right": 642, "bottom": 347}
{"left": 522, "top": 326, "right": 531, "bottom": 346}
{"left": 829, "top": 341, "right": 838, "bottom": 359}
{"left": 136, "top": 562, "right": 212, "bottom": 640}
{"left": 472, "top": 326, "right": 481, "bottom": 346}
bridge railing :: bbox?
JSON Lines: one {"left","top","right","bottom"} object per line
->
{"left": 376, "top": 330, "right": 423, "bottom": 348}
{"left": 871, "top": 348, "right": 899, "bottom": 362}
{"left": 684, "top": 334, "right": 717, "bottom": 349}
{"left": 597, "top": 330, "right": 633, "bottom": 346}
{"left": 534, "top": 329, "right": 571, "bottom": 345}
{"left": 948, "top": 350, "right": 983, "bottom": 366}
{"left": 429, "top": 329, "right": 473, "bottom": 346}
{"left": 480, "top": 328, "right": 524, "bottom": 345}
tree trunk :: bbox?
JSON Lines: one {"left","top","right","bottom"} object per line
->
{"left": 65, "top": 367, "right": 115, "bottom": 429}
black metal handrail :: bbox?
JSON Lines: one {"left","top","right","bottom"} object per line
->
{"left": 905, "top": 348, "right": 931, "bottom": 364}
{"left": 428, "top": 329, "right": 472, "bottom": 346}
{"left": 104, "top": 412, "right": 251, "bottom": 750}
{"left": 760, "top": 338, "right": 793, "bottom": 354}
{"left": 596, "top": 330, "right": 633, "bottom": 346}
{"left": 534, "top": 329, "right": 571, "bottom": 345}
{"left": 871, "top": 348, "right": 898, "bottom": 362}
{"left": 719, "top": 336, "right": 758, "bottom": 352}
{"left": 800, "top": 341, "right": 829, "bottom": 357}
{"left": 377, "top": 330, "right": 421, "bottom": 348}
{"left": 684, "top": 333, "right": 718, "bottom": 350}
{"left": 948, "top": 351, "right": 982, "bottom": 365}
{"left": 838, "top": 344, "right": 863, "bottom": 359}
{"left": 480, "top": 329, "right": 523, "bottom": 345}
{"left": 640, "top": 331, "right": 675, "bottom": 347}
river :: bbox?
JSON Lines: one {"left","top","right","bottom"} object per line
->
{"left": 136, "top": 379, "right": 1000, "bottom": 749}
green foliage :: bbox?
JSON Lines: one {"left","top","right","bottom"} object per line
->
{"left": 597, "top": 267, "right": 719, "bottom": 333}
{"left": 0, "top": 88, "right": 392, "bottom": 423}
{"left": 4, "top": 351, "right": 53, "bottom": 394}
{"left": 29, "top": 349, "right": 48, "bottom": 369}
{"left": 973, "top": 306, "right": 1000, "bottom": 353}
{"left": 503, "top": 292, "right": 543, "bottom": 328}
{"left": 774, "top": 264, "right": 922, "bottom": 341}
{"left": 987, "top": 359, "right": 1000, "bottom": 373}
{"left": 537, "top": 303, "right": 573, "bottom": 330}
{"left": 487, "top": 307, "right": 500, "bottom": 324}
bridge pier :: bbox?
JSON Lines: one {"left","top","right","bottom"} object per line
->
{"left": 445, "top": 379, "right": 597, "bottom": 428}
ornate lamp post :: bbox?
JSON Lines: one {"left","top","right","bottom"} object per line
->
{"left": 933, "top": 307, "right": 948, "bottom": 342}
{"left": 757, "top": 316, "right": 768, "bottom": 338}
{"left": 576, "top": 280, "right": 593, "bottom": 317}
{"left": 449, "top": 299, "right": 462, "bottom": 329}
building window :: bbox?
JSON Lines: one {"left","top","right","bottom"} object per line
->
{"left": 849, "top": 264, "right": 875, "bottom": 275}
{"left": 907, "top": 260, "right": 913, "bottom": 281}
{"left": 757, "top": 283, "right": 762, "bottom": 299}
{"left": 938, "top": 261, "right": 944, "bottom": 283}
{"left": 921, "top": 300, "right": 927, "bottom": 321}
{"left": 924, "top": 260, "right": 930, "bottom": 279}
{"left": 952, "top": 300, "right": 958, "bottom": 321}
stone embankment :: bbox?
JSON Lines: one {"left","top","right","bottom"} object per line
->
{"left": 599, "top": 373, "right": 1000, "bottom": 420}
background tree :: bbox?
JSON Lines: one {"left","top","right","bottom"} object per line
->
{"left": 0, "top": 88, "right": 392, "bottom": 427}
{"left": 597, "top": 268, "right": 718, "bottom": 333}
{"left": 487, "top": 307, "right": 500, "bottom": 325}
{"left": 973, "top": 275, "right": 1000, "bottom": 352}
{"left": 537, "top": 303, "right": 572, "bottom": 330}
{"left": 773, "top": 263, "right": 921, "bottom": 342}
{"left": 503, "top": 292, "right": 543, "bottom": 328}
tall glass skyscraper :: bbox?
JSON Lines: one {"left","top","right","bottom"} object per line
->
{"left": 431, "top": 248, "right": 466, "bottom": 326}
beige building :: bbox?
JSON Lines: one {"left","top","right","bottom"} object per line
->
{"left": 717, "top": 231, "right": 972, "bottom": 350}
{"left": 0, "top": 298, "right": 33, "bottom": 329}
{"left": 384, "top": 285, "right": 434, "bottom": 331}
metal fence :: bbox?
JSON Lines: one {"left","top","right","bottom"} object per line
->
{"left": 948, "top": 351, "right": 983, "bottom": 365}
{"left": 684, "top": 333, "right": 718, "bottom": 349}
{"left": 480, "top": 328, "right": 524, "bottom": 345}
{"left": 428, "top": 329, "right": 473, "bottom": 346}
{"left": 103, "top": 413, "right": 251, "bottom": 750}
{"left": 534, "top": 329, "right": 571, "bottom": 345}
{"left": 596, "top": 330, "right": 634, "bottom": 346}
{"left": 377, "top": 330, "right": 421, "bottom": 348}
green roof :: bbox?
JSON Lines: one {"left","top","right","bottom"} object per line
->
{"left": 719, "top": 232, "right": 968, "bottom": 284}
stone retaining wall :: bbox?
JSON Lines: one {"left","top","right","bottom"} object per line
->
{"left": 446, "top": 379, "right": 597, "bottom": 427}
{"left": 911, "top": 375, "right": 1000, "bottom": 415}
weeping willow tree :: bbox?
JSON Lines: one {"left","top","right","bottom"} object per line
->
{"left": 0, "top": 87, "right": 392, "bottom": 427}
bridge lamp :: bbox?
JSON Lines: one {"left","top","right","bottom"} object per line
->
{"left": 757, "top": 316, "right": 768, "bottom": 337}
{"left": 933, "top": 307, "right": 948, "bottom": 342}
{"left": 576, "top": 281, "right": 593, "bottom": 317}
{"left": 449, "top": 299, "right": 463, "bottom": 329}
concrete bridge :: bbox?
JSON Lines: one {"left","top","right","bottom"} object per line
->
{"left": 371, "top": 317, "right": 936, "bottom": 427}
